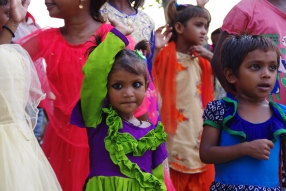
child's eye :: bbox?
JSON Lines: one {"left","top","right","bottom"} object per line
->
{"left": 250, "top": 65, "right": 259, "bottom": 70}
{"left": 269, "top": 65, "right": 277, "bottom": 71}
{"left": 133, "top": 82, "right": 142, "bottom": 88}
{"left": 112, "top": 83, "right": 122, "bottom": 89}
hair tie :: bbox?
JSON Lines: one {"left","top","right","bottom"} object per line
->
{"left": 134, "top": 50, "right": 146, "bottom": 60}
{"left": 174, "top": 1, "right": 179, "bottom": 7}
{"left": 175, "top": 2, "right": 188, "bottom": 8}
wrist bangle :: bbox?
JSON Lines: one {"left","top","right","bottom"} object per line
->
{"left": 2, "top": 25, "right": 15, "bottom": 38}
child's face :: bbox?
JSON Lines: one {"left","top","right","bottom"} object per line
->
{"left": 107, "top": 68, "right": 147, "bottom": 118}
{"left": 229, "top": 49, "right": 278, "bottom": 100}
{"left": 0, "top": 3, "right": 9, "bottom": 27}
{"left": 45, "top": 0, "right": 80, "bottom": 18}
{"left": 179, "top": 16, "right": 208, "bottom": 46}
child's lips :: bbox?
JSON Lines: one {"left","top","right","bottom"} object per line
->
{"left": 257, "top": 83, "right": 271, "bottom": 91}
{"left": 121, "top": 101, "right": 136, "bottom": 106}
{"left": 121, "top": 101, "right": 135, "bottom": 104}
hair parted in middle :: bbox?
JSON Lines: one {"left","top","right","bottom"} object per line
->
{"left": 110, "top": 48, "right": 148, "bottom": 82}
{"left": 165, "top": 0, "right": 211, "bottom": 42}
{"left": 221, "top": 35, "right": 280, "bottom": 78}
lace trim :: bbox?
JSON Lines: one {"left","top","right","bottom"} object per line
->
{"left": 103, "top": 106, "right": 167, "bottom": 189}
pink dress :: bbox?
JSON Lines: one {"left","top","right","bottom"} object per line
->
{"left": 19, "top": 23, "right": 152, "bottom": 191}
{"left": 19, "top": 24, "right": 116, "bottom": 191}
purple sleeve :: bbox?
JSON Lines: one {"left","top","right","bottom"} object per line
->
{"left": 152, "top": 143, "right": 168, "bottom": 169}
{"left": 70, "top": 98, "right": 109, "bottom": 128}
{"left": 110, "top": 28, "right": 129, "bottom": 47}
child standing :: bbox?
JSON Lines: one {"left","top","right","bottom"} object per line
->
{"left": 212, "top": 0, "right": 286, "bottom": 103}
{"left": 0, "top": 0, "right": 61, "bottom": 190}
{"left": 200, "top": 35, "right": 285, "bottom": 190}
{"left": 19, "top": 1, "right": 121, "bottom": 190}
{"left": 70, "top": 18, "right": 168, "bottom": 190}
{"left": 153, "top": 1, "right": 214, "bottom": 190}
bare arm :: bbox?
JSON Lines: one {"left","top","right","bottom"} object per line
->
{"left": 196, "top": 0, "right": 209, "bottom": 7}
{"left": 0, "top": 0, "right": 30, "bottom": 44}
{"left": 199, "top": 125, "right": 274, "bottom": 164}
{"left": 20, "top": 35, "right": 40, "bottom": 61}
{"left": 189, "top": 45, "right": 213, "bottom": 62}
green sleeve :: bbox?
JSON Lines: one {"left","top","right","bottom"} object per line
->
{"left": 80, "top": 32, "right": 126, "bottom": 128}
{"left": 152, "top": 164, "right": 167, "bottom": 191}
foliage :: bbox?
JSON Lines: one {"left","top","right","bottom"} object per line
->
{"left": 142, "top": 0, "right": 162, "bottom": 9}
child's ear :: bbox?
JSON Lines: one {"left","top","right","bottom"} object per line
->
{"left": 174, "top": 22, "right": 184, "bottom": 34}
{"left": 224, "top": 68, "right": 237, "bottom": 84}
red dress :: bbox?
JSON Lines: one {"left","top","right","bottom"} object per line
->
{"left": 20, "top": 24, "right": 115, "bottom": 191}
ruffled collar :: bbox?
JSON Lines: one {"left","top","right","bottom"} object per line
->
{"left": 103, "top": 105, "right": 167, "bottom": 190}
{"left": 222, "top": 97, "right": 286, "bottom": 142}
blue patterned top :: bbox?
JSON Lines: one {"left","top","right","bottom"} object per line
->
{"left": 203, "top": 97, "right": 286, "bottom": 187}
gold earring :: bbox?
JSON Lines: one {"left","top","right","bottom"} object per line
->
{"left": 79, "top": 0, "right": 83, "bottom": 9}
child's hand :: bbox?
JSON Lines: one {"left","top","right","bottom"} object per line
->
{"left": 108, "top": 15, "right": 133, "bottom": 36}
{"left": 189, "top": 45, "right": 213, "bottom": 61}
{"left": 9, "top": 0, "right": 30, "bottom": 25}
{"left": 196, "top": 0, "right": 209, "bottom": 7}
{"left": 154, "top": 24, "right": 172, "bottom": 50}
{"left": 245, "top": 139, "right": 274, "bottom": 160}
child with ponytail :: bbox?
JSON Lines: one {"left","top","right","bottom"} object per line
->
{"left": 153, "top": 1, "right": 215, "bottom": 190}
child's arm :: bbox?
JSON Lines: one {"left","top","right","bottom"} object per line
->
{"left": 197, "top": 0, "right": 209, "bottom": 7}
{"left": 0, "top": 0, "right": 30, "bottom": 44}
{"left": 152, "top": 25, "right": 172, "bottom": 64}
{"left": 80, "top": 18, "right": 133, "bottom": 128}
{"left": 199, "top": 125, "right": 274, "bottom": 164}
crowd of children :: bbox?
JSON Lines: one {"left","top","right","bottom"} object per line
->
{"left": 1, "top": 0, "right": 286, "bottom": 190}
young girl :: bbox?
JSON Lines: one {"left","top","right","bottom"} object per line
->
{"left": 100, "top": 0, "right": 172, "bottom": 125}
{"left": 70, "top": 17, "right": 168, "bottom": 191}
{"left": 18, "top": 1, "right": 128, "bottom": 190}
{"left": 0, "top": 0, "right": 61, "bottom": 190}
{"left": 200, "top": 35, "right": 286, "bottom": 190}
{"left": 152, "top": 1, "right": 214, "bottom": 190}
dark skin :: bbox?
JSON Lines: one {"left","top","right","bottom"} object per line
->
{"left": 211, "top": 0, "right": 286, "bottom": 93}
{"left": 210, "top": 0, "right": 286, "bottom": 171}
{"left": 22, "top": 0, "right": 102, "bottom": 59}
{"left": 0, "top": 0, "right": 30, "bottom": 44}
{"left": 108, "top": 0, "right": 136, "bottom": 15}
{"left": 107, "top": 0, "right": 172, "bottom": 121}
{"left": 58, "top": 0, "right": 102, "bottom": 45}
{"left": 201, "top": 49, "right": 279, "bottom": 164}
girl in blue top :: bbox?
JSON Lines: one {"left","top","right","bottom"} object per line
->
{"left": 200, "top": 35, "right": 286, "bottom": 191}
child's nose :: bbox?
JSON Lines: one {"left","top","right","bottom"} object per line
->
{"left": 123, "top": 88, "right": 134, "bottom": 97}
{"left": 262, "top": 68, "right": 271, "bottom": 78}
{"left": 201, "top": 28, "right": 207, "bottom": 35}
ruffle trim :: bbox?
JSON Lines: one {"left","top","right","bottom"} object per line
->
{"left": 85, "top": 176, "right": 163, "bottom": 191}
{"left": 103, "top": 106, "right": 167, "bottom": 190}
{"left": 222, "top": 97, "right": 286, "bottom": 143}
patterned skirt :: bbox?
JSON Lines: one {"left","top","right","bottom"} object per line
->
{"left": 210, "top": 181, "right": 281, "bottom": 191}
